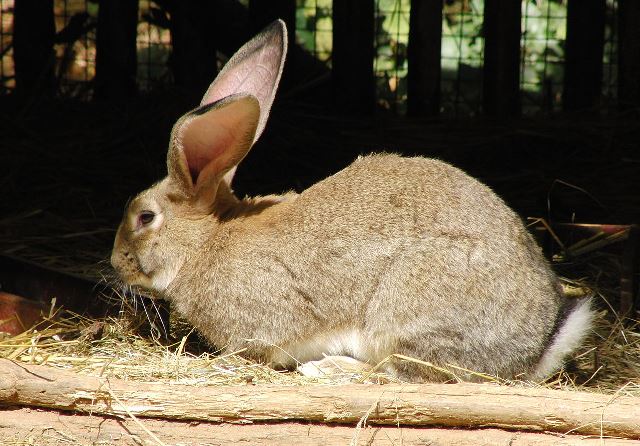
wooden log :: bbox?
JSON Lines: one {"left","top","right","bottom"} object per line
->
{"left": 618, "top": 0, "right": 640, "bottom": 109}
{"left": 332, "top": 0, "right": 375, "bottom": 114}
{"left": 563, "top": 0, "right": 606, "bottom": 111}
{"left": 94, "top": 0, "right": 139, "bottom": 100}
{"left": 2, "top": 407, "right": 639, "bottom": 446}
{"left": 407, "top": 0, "right": 443, "bottom": 117}
{"left": 0, "top": 359, "right": 639, "bottom": 439}
{"left": 482, "top": 0, "right": 521, "bottom": 117}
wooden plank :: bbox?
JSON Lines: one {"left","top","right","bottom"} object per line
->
{"left": 563, "top": 0, "right": 606, "bottom": 111}
{"left": 2, "top": 407, "right": 640, "bottom": 446}
{"left": 1, "top": 359, "right": 639, "bottom": 439}
{"left": 94, "top": 0, "right": 139, "bottom": 100}
{"left": 618, "top": 0, "right": 640, "bottom": 109}
{"left": 12, "top": 0, "right": 55, "bottom": 97}
{"left": 407, "top": 0, "right": 443, "bottom": 117}
{"left": 482, "top": 0, "right": 521, "bottom": 117}
{"left": 332, "top": 0, "right": 375, "bottom": 114}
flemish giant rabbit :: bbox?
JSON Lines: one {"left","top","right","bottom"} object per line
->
{"left": 111, "top": 20, "right": 593, "bottom": 382}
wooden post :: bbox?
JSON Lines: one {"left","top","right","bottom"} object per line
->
{"left": 618, "top": 0, "right": 640, "bottom": 109}
{"left": 94, "top": 0, "right": 139, "bottom": 100}
{"left": 170, "top": 0, "right": 219, "bottom": 95}
{"left": 407, "top": 0, "right": 443, "bottom": 117}
{"left": 563, "top": 0, "right": 606, "bottom": 111}
{"left": 482, "top": 0, "right": 521, "bottom": 117}
{"left": 332, "top": 0, "right": 375, "bottom": 114}
{"left": 12, "top": 0, "right": 56, "bottom": 97}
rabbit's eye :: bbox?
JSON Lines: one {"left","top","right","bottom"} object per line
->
{"left": 138, "top": 211, "right": 155, "bottom": 227}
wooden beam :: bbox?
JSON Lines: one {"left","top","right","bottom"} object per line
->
{"left": 618, "top": 0, "right": 640, "bottom": 109}
{"left": 563, "top": 0, "right": 606, "bottom": 111}
{"left": 2, "top": 407, "right": 640, "bottom": 446}
{"left": 482, "top": 0, "right": 521, "bottom": 117}
{"left": 94, "top": 0, "right": 139, "bottom": 100}
{"left": 1, "top": 359, "right": 639, "bottom": 439}
{"left": 332, "top": 0, "right": 375, "bottom": 114}
{"left": 407, "top": 0, "right": 443, "bottom": 117}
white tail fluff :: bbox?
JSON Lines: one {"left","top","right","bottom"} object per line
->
{"left": 531, "top": 298, "right": 594, "bottom": 380}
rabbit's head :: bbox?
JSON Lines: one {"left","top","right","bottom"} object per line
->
{"left": 111, "top": 20, "right": 287, "bottom": 293}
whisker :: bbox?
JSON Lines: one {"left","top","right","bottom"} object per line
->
{"left": 140, "top": 296, "right": 161, "bottom": 342}
{"left": 150, "top": 298, "right": 169, "bottom": 340}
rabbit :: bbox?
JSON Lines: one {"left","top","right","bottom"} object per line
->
{"left": 111, "top": 20, "right": 593, "bottom": 382}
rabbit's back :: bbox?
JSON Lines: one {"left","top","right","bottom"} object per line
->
{"left": 296, "top": 154, "right": 522, "bottom": 239}
{"left": 165, "top": 154, "right": 574, "bottom": 381}
{"left": 243, "top": 154, "right": 563, "bottom": 379}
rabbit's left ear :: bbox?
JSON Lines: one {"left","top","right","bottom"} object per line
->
{"left": 198, "top": 19, "right": 286, "bottom": 188}
{"left": 167, "top": 94, "right": 260, "bottom": 213}
{"left": 167, "top": 20, "right": 287, "bottom": 213}
{"left": 201, "top": 19, "right": 287, "bottom": 145}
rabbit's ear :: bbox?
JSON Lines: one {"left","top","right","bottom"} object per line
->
{"left": 167, "top": 94, "right": 260, "bottom": 213}
{"left": 200, "top": 19, "right": 287, "bottom": 147}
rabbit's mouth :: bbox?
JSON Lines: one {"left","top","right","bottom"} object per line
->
{"left": 111, "top": 242, "right": 180, "bottom": 294}
{"left": 112, "top": 261, "right": 151, "bottom": 290}
{"left": 111, "top": 248, "right": 151, "bottom": 288}
{"left": 114, "top": 258, "right": 177, "bottom": 295}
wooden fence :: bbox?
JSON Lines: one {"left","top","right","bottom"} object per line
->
{"left": 9, "top": 0, "right": 640, "bottom": 115}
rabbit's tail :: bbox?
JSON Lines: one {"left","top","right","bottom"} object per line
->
{"left": 531, "top": 297, "right": 595, "bottom": 380}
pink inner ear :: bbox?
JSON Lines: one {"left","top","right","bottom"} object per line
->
{"left": 175, "top": 96, "right": 260, "bottom": 191}
{"left": 182, "top": 121, "right": 234, "bottom": 185}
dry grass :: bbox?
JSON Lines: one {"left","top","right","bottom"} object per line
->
{"left": 0, "top": 302, "right": 400, "bottom": 386}
{"left": 0, "top": 283, "right": 638, "bottom": 394}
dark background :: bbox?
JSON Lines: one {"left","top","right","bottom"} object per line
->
{"left": 0, "top": 0, "right": 638, "bottom": 294}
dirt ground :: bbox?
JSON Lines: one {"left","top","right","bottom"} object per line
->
{"left": 2, "top": 406, "right": 639, "bottom": 446}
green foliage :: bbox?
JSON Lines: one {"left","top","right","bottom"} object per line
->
{"left": 374, "top": 0, "right": 410, "bottom": 112}
{"left": 441, "top": 0, "right": 484, "bottom": 71}
{"left": 296, "top": 0, "right": 332, "bottom": 62}
{"left": 521, "top": 0, "right": 568, "bottom": 95}
{"left": 294, "top": 0, "right": 573, "bottom": 114}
